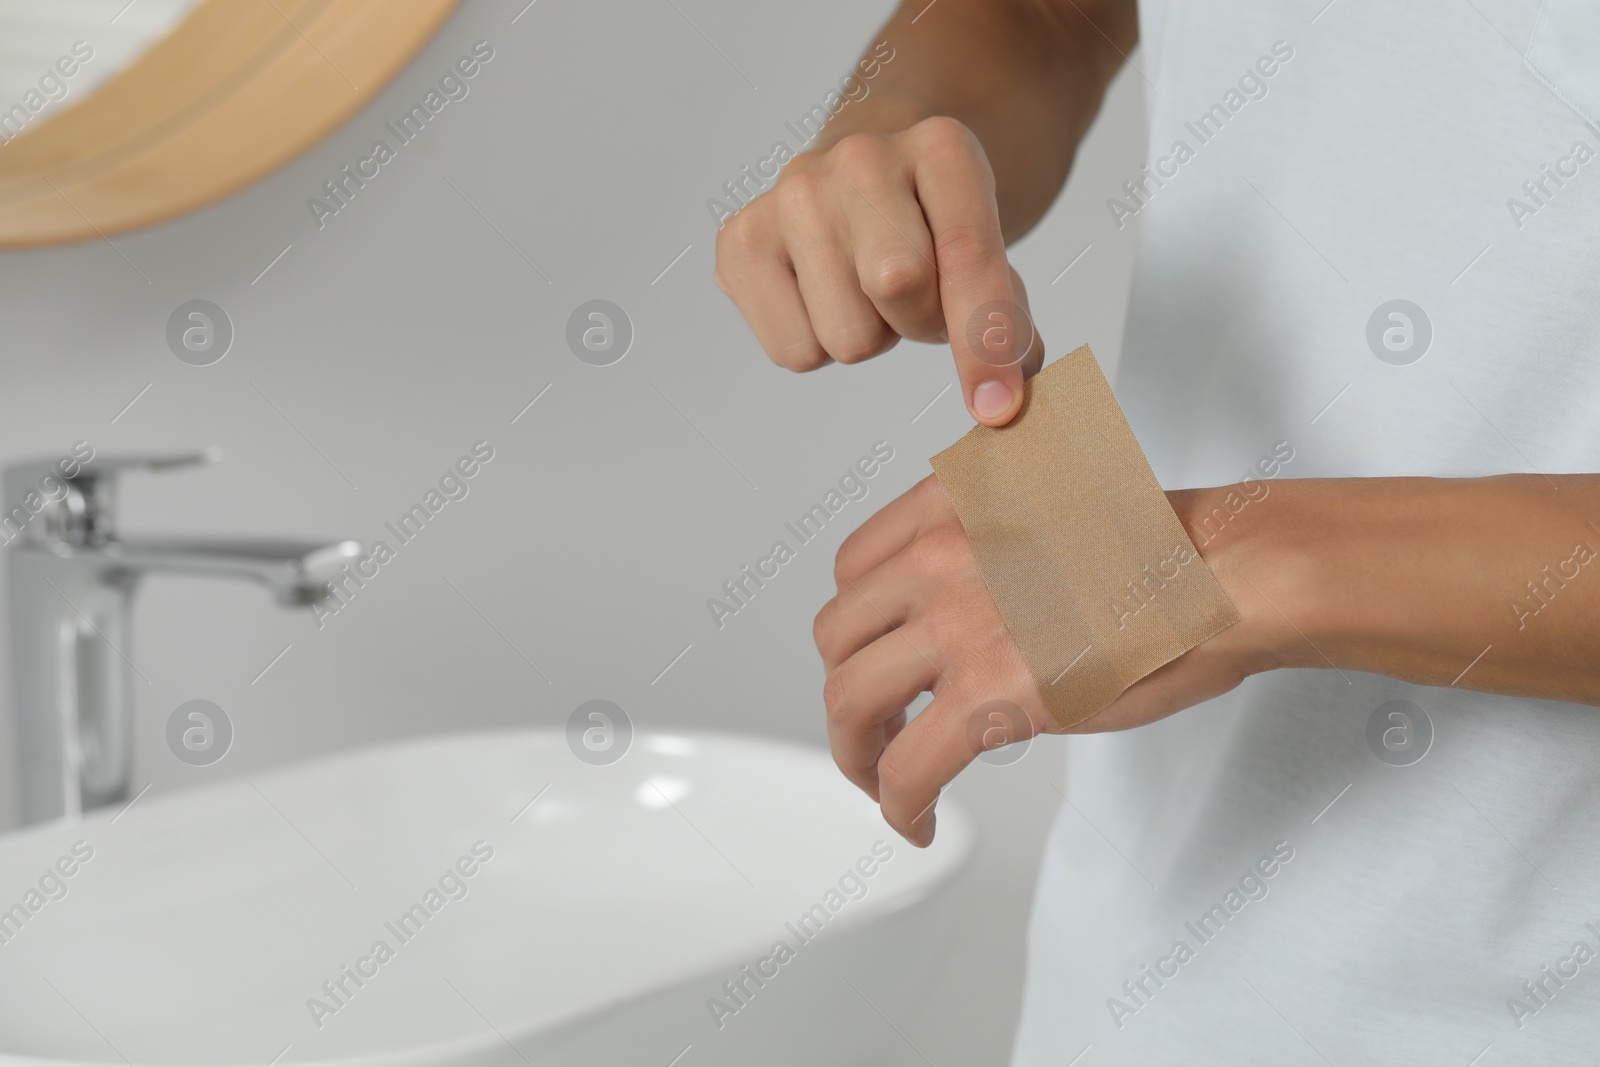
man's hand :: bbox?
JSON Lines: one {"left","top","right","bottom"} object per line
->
{"left": 710, "top": 0, "right": 1138, "bottom": 425}
{"left": 813, "top": 474, "right": 1287, "bottom": 847}
{"left": 816, "top": 470, "right": 1600, "bottom": 846}
{"left": 715, "top": 118, "right": 1043, "bottom": 426}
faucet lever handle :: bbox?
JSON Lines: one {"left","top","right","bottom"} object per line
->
{"left": 3, "top": 447, "right": 221, "bottom": 546}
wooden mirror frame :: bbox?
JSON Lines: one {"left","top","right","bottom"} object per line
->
{"left": 0, "top": 0, "right": 460, "bottom": 247}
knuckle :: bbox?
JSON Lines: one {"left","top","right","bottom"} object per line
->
{"left": 927, "top": 520, "right": 972, "bottom": 560}
{"left": 821, "top": 671, "right": 852, "bottom": 725}
{"left": 775, "top": 171, "right": 824, "bottom": 219}
{"left": 877, "top": 748, "right": 909, "bottom": 792}
{"left": 933, "top": 223, "right": 1002, "bottom": 277}
{"left": 905, "top": 524, "right": 961, "bottom": 572}
{"left": 862, "top": 256, "right": 934, "bottom": 306}
{"left": 912, "top": 115, "right": 977, "bottom": 152}
{"left": 832, "top": 547, "right": 853, "bottom": 587}
{"left": 772, "top": 338, "right": 829, "bottom": 372}
{"left": 828, "top": 131, "right": 892, "bottom": 173}
{"left": 811, "top": 602, "right": 835, "bottom": 655}
{"left": 714, "top": 209, "right": 763, "bottom": 263}
{"left": 911, "top": 116, "right": 989, "bottom": 173}
{"left": 833, "top": 536, "right": 864, "bottom": 586}
{"left": 822, "top": 323, "right": 892, "bottom": 365}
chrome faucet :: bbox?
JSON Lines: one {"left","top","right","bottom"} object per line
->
{"left": 3, "top": 450, "right": 360, "bottom": 827}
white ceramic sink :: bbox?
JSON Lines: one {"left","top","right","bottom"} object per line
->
{"left": 0, "top": 729, "right": 974, "bottom": 1066}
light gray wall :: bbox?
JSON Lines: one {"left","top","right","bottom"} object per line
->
{"left": 0, "top": 0, "right": 1144, "bottom": 1056}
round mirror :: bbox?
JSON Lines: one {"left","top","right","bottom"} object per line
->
{"left": 0, "top": 0, "right": 459, "bottom": 246}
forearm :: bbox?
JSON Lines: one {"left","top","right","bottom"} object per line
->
{"left": 1177, "top": 476, "right": 1600, "bottom": 705}
{"left": 810, "top": 0, "right": 1137, "bottom": 241}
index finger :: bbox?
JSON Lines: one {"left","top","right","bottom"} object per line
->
{"left": 907, "top": 119, "right": 1027, "bottom": 427}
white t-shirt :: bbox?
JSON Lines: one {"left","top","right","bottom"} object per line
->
{"left": 1014, "top": 1, "right": 1600, "bottom": 1062}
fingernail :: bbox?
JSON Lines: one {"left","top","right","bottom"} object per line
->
{"left": 972, "top": 380, "right": 1013, "bottom": 420}
{"left": 917, "top": 813, "right": 936, "bottom": 848}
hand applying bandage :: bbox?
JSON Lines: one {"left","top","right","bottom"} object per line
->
{"left": 814, "top": 348, "right": 1274, "bottom": 847}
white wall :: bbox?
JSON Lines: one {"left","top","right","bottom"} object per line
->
{"left": 0, "top": 0, "right": 1145, "bottom": 1059}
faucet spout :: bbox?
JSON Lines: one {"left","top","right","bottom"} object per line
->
{"left": 82, "top": 537, "right": 363, "bottom": 606}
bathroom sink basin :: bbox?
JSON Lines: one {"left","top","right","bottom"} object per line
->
{"left": 0, "top": 729, "right": 974, "bottom": 1066}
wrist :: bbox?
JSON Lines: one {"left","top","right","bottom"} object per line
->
{"left": 1167, "top": 481, "right": 1326, "bottom": 676}
{"left": 1170, "top": 475, "right": 1600, "bottom": 700}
